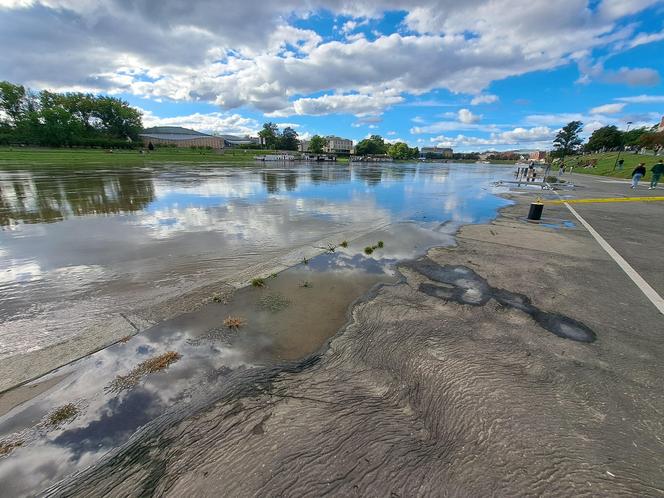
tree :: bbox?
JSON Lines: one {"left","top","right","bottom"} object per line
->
{"left": 0, "top": 80, "right": 143, "bottom": 147}
{"left": 94, "top": 96, "right": 142, "bottom": 140}
{"left": 623, "top": 127, "right": 648, "bottom": 147}
{"left": 637, "top": 131, "right": 664, "bottom": 149}
{"left": 355, "top": 134, "right": 388, "bottom": 155}
{"left": 258, "top": 122, "right": 279, "bottom": 149}
{"left": 279, "top": 126, "right": 299, "bottom": 150}
{"left": 585, "top": 125, "right": 623, "bottom": 152}
{"left": 553, "top": 121, "right": 583, "bottom": 157}
{"left": 308, "top": 134, "right": 326, "bottom": 153}
{"left": 387, "top": 142, "right": 418, "bottom": 160}
{"left": 0, "top": 81, "right": 28, "bottom": 125}
{"left": 39, "top": 106, "right": 85, "bottom": 146}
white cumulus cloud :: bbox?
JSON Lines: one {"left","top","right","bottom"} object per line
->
{"left": 458, "top": 108, "right": 481, "bottom": 124}
{"left": 470, "top": 94, "right": 499, "bottom": 105}
{"left": 589, "top": 103, "right": 626, "bottom": 114}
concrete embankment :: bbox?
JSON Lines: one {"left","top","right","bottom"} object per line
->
{"left": 48, "top": 177, "right": 664, "bottom": 496}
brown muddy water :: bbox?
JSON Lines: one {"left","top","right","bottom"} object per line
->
{"left": 0, "top": 162, "right": 512, "bottom": 495}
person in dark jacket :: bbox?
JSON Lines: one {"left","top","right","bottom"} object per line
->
{"left": 631, "top": 163, "right": 646, "bottom": 189}
{"left": 650, "top": 160, "right": 664, "bottom": 189}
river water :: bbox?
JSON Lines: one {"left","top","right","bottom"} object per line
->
{"left": 0, "top": 162, "right": 512, "bottom": 495}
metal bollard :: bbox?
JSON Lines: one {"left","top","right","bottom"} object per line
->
{"left": 527, "top": 201, "right": 543, "bottom": 221}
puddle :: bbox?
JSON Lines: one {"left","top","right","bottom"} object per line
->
{"left": 540, "top": 220, "right": 577, "bottom": 229}
{"left": 0, "top": 162, "right": 515, "bottom": 495}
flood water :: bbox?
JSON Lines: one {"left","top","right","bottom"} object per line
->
{"left": 0, "top": 161, "right": 512, "bottom": 495}
{"left": 1, "top": 162, "right": 510, "bottom": 361}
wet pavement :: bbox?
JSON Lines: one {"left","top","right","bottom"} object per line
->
{"left": 0, "top": 162, "right": 514, "bottom": 495}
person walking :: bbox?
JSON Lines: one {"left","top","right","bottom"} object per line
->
{"left": 558, "top": 162, "right": 565, "bottom": 177}
{"left": 650, "top": 160, "right": 664, "bottom": 189}
{"left": 631, "top": 163, "right": 646, "bottom": 189}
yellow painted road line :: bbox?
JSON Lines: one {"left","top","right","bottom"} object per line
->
{"left": 545, "top": 196, "right": 664, "bottom": 205}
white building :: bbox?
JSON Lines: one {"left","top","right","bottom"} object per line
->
{"left": 299, "top": 136, "right": 353, "bottom": 154}
{"left": 324, "top": 136, "right": 353, "bottom": 154}
{"left": 420, "top": 147, "right": 453, "bottom": 159}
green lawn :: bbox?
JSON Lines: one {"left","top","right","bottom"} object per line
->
{"left": 567, "top": 152, "right": 662, "bottom": 179}
{"left": 0, "top": 147, "right": 265, "bottom": 167}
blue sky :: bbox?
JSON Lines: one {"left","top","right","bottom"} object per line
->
{"left": 1, "top": 0, "right": 663, "bottom": 151}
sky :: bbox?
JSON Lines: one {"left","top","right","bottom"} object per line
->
{"left": 1, "top": 0, "right": 664, "bottom": 151}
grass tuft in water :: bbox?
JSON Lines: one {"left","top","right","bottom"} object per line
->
{"left": 269, "top": 273, "right": 279, "bottom": 279}
{"left": 107, "top": 351, "right": 182, "bottom": 393}
{"left": 315, "top": 243, "right": 337, "bottom": 253}
{"left": 47, "top": 403, "right": 79, "bottom": 427}
{"left": 340, "top": 240, "right": 348, "bottom": 248}
{"left": 0, "top": 440, "right": 23, "bottom": 457}
{"left": 259, "top": 292, "right": 291, "bottom": 312}
{"left": 251, "top": 277, "right": 266, "bottom": 288}
{"left": 364, "top": 241, "right": 384, "bottom": 255}
{"left": 223, "top": 315, "right": 245, "bottom": 329}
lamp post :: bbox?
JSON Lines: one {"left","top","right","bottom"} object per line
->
{"left": 614, "top": 121, "right": 633, "bottom": 171}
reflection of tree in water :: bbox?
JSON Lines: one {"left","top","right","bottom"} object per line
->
{"left": 284, "top": 172, "right": 298, "bottom": 192}
{"left": 309, "top": 165, "right": 351, "bottom": 184}
{"left": 0, "top": 169, "right": 155, "bottom": 227}
{"left": 261, "top": 172, "right": 280, "bottom": 194}
{"left": 354, "top": 166, "right": 383, "bottom": 186}
{"left": 260, "top": 170, "right": 304, "bottom": 193}
{"left": 382, "top": 165, "right": 418, "bottom": 181}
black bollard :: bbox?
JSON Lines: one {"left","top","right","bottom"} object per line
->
{"left": 527, "top": 201, "right": 543, "bottom": 221}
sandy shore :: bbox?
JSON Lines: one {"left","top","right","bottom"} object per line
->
{"left": 46, "top": 182, "right": 664, "bottom": 496}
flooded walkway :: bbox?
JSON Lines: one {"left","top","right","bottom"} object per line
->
{"left": 0, "top": 162, "right": 512, "bottom": 495}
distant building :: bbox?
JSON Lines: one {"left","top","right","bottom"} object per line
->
{"left": 219, "top": 135, "right": 259, "bottom": 148}
{"left": 298, "top": 140, "right": 310, "bottom": 152}
{"left": 139, "top": 126, "right": 225, "bottom": 149}
{"left": 420, "top": 147, "right": 453, "bottom": 159}
{"left": 529, "top": 151, "right": 547, "bottom": 161}
{"left": 300, "top": 136, "right": 353, "bottom": 154}
{"left": 324, "top": 136, "right": 353, "bottom": 154}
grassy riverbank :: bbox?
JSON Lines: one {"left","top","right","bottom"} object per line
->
{"left": 0, "top": 147, "right": 262, "bottom": 166}
{"left": 567, "top": 152, "right": 662, "bottom": 179}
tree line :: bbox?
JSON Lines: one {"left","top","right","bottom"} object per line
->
{"left": 0, "top": 81, "right": 143, "bottom": 148}
{"left": 354, "top": 134, "right": 419, "bottom": 159}
{"left": 553, "top": 120, "right": 664, "bottom": 157}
